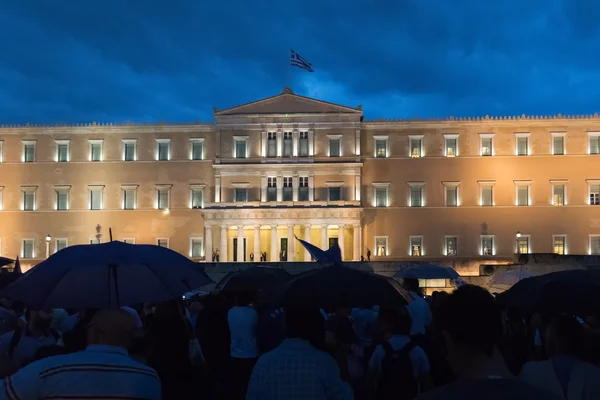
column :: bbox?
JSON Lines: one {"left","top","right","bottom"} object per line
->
{"left": 355, "top": 128, "right": 361, "bottom": 156}
{"left": 215, "top": 175, "right": 221, "bottom": 203}
{"left": 338, "top": 225, "right": 345, "bottom": 261}
{"left": 205, "top": 225, "right": 212, "bottom": 261}
{"left": 321, "top": 224, "right": 328, "bottom": 249}
{"left": 287, "top": 225, "right": 294, "bottom": 261}
{"left": 276, "top": 174, "right": 283, "bottom": 202}
{"left": 292, "top": 129, "right": 299, "bottom": 156}
{"left": 237, "top": 226, "right": 244, "bottom": 262}
{"left": 292, "top": 173, "right": 299, "bottom": 201}
{"left": 308, "top": 130, "right": 314, "bottom": 156}
{"left": 270, "top": 225, "right": 278, "bottom": 262}
{"left": 276, "top": 131, "right": 283, "bottom": 157}
{"left": 220, "top": 225, "right": 227, "bottom": 262}
{"left": 355, "top": 172, "right": 361, "bottom": 202}
{"left": 253, "top": 226, "right": 260, "bottom": 261}
{"left": 260, "top": 174, "right": 267, "bottom": 202}
{"left": 261, "top": 131, "right": 267, "bottom": 157}
{"left": 353, "top": 224, "right": 360, "bottom": 261}
{"left": 308, "top": 174, "right": 315, "bottom": 201}
{"left": 304, "top": 225, "right": 311, "bottom": 261}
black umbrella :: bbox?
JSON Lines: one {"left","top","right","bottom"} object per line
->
{"left": 277, "top": 265, "right": 412, "bottom": 309}
{"left": 0, "top": 257, "right": 15, "bottom": 269}
{"left": 217, "top": 266, "right": 291, "bottom": 294}
{"left": 495, "top": 269, "right": 600, "bottom": 315}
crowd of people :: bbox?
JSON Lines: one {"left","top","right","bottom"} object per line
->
{"left": 0, "top": 277, "right": 598, "bottom": 399}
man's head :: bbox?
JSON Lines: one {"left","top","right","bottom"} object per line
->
{"left": 285, "top": 306, "right": 324, "bottom": 342}
{"left": 86, "top": 308, "right": 137, "bottom": 349}
{"left": 434, "top": 285, "right": 503, "bottom": 376}
{"left": 377, "top": 307, "right": 412, "bottom": 337}
{"left": 26, "top": 308, "right": 54, "bottom": 331}
{"left": 545, "top": 315, "right": 584, "bottom": 358}
{"left": 402, "top": 278, "right": 420, "bottom": 293}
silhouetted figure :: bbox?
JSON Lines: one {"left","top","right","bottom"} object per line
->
{"left": 367, "top": 249, "right": 371, "bottom": 262}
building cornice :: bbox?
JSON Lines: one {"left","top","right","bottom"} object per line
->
{"left": 0, "top": 123, "right": 215, "bottom": 135}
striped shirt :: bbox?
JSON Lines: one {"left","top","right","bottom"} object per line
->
{"left": 1, "top": 344, "right": 161, "bottom": 400}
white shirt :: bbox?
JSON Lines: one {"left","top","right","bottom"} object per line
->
{"left": 406, "top": 292, "right": 432, "bottom": 336}
{"left": 228, "top": 306, "right": 258, "bottom": 358}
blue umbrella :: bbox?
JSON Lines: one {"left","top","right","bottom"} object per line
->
{"left": 0, "top": 241, "right": 213, "bottom": 309}
{"left": 394, "top": 263, "right": 460, "bottom": 280}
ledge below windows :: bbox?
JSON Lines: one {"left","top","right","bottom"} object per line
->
{"left": 205, "top": 200, "right": 361, "bottom": 209}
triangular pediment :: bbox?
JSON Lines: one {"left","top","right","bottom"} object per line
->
{"left": 214, "top": 87, "right": 362, "bottom": 116}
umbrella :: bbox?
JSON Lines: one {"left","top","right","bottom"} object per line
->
{"left": 487, "top": 269, "right": 536, "bottom": 290}
{"left": 0, "top": 241, "right": 213, "bottom": 309}
{"left": 394, "top": 264, "right": 460, "bottom": 280}
{"left": 495, "top": 269, "right": 600, "bottom": 315}
{"left": 0, "top": 256, "right": 15, "bottom": 269}
{"left": 277, "top": 265, "right": 412, "bottom": 309}
{"left": 217, "top": 266, "right": 291, "bottom": 293}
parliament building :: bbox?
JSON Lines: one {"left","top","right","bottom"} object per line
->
{"left": 0, "top": 87, "right": 599, "bottom": 270}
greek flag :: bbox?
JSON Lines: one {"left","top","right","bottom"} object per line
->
{"left": 290, "top": 50, "right": 314, "bottom": 72}
{"left": 295, "top": 236, "right": 342, "bottom": 264}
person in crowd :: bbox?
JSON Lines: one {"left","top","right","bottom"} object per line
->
{"left": 366, "top": 307, "right": 431, "bottom": 399}
{"left": 325, "top": 307, "right": 358, "bottom": 381}
{"left": 0, "top": 308, "right": 58, "bottom": 376}
{"left": 0, "top": 301, "right": 25, "bottom": 336}
{"left": 402, "top": 278, "right": 432, "bottom": 343}
{"left": 146, "top": 300, "right": 195, "bottom": 400}
{"left": 1, "top": 308, "right": 161, "bottom": 399}
{"left": 519, "top": 315, "right": 600, "bottom": 399}
{"left": 352, "top": 305, "right": 379, "bottom": 372}
{"left": 256, "top": 305, "right": 286, "bottom": 355}
{"left": 227, "top": 292, "right": 259, "bottom": 400}
{"left": 500, "top": 307, "right": 529, "bottom": 375}
{"left": 62, "top": 308, "right": 99, "bottom": 353}
{"left": 418, "top": 285, "right": 563, "bottom": 399}
{"left": 50, "top": 308, "right": 69, "bottom": 334}
{"left": 247, "top": 306, "right": 353, "bottom": 400}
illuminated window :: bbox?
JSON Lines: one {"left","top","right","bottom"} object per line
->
{"left": 267, "top": 177, "right": 277, "bottom": 202}
{"left": 590, "top": 235, "right": 600, "bottom": 255}
{"left": 328, "top": 187, "right": 341, "bottom": 201}
{"left": 122, "top": 186, "right": 137, "bottom": 210}
{"left": 516, "top": 183, "right": 530, "bottom": 206}
{"left": 56, "top": 140, "right": 70, "bottom": 162}
{"left": 23, "top": 141, "right": 36, "bottom": 162}
{"left": 481, "top": 235, "right": 495, "bottom": 256}
{"left": 267, "top": 132, "right": 277, "bottom": 158}
{"left": 374, "top": 136, "right": 388, "bottom": 158}
{"left": 410, "top": 236, "right": 423, "bottom": 256}
{"left": 190, "top": 138, "right": 204, "bottom": 160}
{"left": 157, "top": 139, "right": 171, "bottom": 161}
{"left": 234, "top": 136, "right": 248, "bottom": 159}
{"left": 55, "top": 238, "right": 68, "bottom": 253}
{"left": 234, "top": 188, "right": 248, "bottom": 202}
{"left": 553, "top": 235, "right": 566, "bottom": 255}
{"left": 22, "top": 239, "right": 34, "bottom": 259}
{"left": 552, "top": 183, "right": 566, "bottom": 206}
{"left": 190, "top": 238, "right": 204, "bottom": 258}
{"left": 329, "top": 136, "right": 341, "bottom": 157}
{"left": 157, "top": 188, "right": 170, "bottom": 210}
{"left": 479, "top": 181, "right": 495, "bottom": 206}
{"left": 517, "top": 235, "right": 530, "bottom": 254}
{"left": 55, "top": 186, "right": 70, "bottom": 211}
{"left": 283, "top": 177, "right": 293, "bottom": 201}
{"left": 22, "top": 187, "right": 37, "bottom": 211}
{"left": 375, "top": 236, "right": 388, "bottom": 257}
{"left": 409, "top": 136, "right": 423, "bottom": 158}
{"left": 480, "top": 134, "right": 494, "bottom": 156}
{"left": 89, "top": 186, "right": 104, "bottom": 210}
{"left": 552, "top": 132, "right": 566, "bottom": 155}
{"left": 190, "top": 185, "right": 205, "bottom": 209}
{"left": 375, "top": 186, "right": 388, "bottom": 207}
{"left": 444, "top": 134, "right": 458, "bottom": 157}
{"left": 589, "top": 183, "right": 600, "bottom": 205}
{"left": 89, "top": 140, "right": 103, "bottom": 162}
{"left": 283, "top": 132, "right": 293, "bottom": 157}
{"left": 445, "top": 236, "right": 458, "bottom": 256}
{"left": 123, "top": 139, "right": 137, "bottom": 161}
{"left": 298, "top": 177, "right": 309, "bottom": 201}
{"left": 589, "top": 133, "right": 600, "bottom": 155}
{"left": 299, "top": 132, "right": 309, "bottom": 157}
{"left": 123, "top": 238, "right": 136, "bottom": 244}
{"left": 515, "top": 133, "right": 530, "bottom": 156}
{"left": 443, "top": 182, "right": 460, "bottom": 207}
{"left": 408, "top": 183, "right": 424, "bottom": 207}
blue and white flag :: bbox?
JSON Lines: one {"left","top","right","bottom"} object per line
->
{"left": 290, "top": 50, "right": 314, "bottom": 72}
{"left": 295, "top": 236, "right": 342, "bottom": 264}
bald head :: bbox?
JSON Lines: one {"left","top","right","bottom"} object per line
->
{"left": 86, "top": 308, "right": 137, "bottom": 349}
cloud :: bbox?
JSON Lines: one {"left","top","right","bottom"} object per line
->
{"left": 0, "top": 0, "right": 598, "bottom": 123}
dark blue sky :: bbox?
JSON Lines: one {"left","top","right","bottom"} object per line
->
{"left": 1, "top": 0, "right": 598, "bottom": 124}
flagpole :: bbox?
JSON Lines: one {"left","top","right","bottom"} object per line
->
{"left": 286, "top": 49, "right": 292, "bottom": 88}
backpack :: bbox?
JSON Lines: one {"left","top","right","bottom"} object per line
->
{"left": 8, "top": 325, "right": 60, "bottom": 359}
{"left": 376, "top": 341, "right": 418, "bottom": 400}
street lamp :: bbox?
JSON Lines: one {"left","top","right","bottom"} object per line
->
{"left": 516, "top": 231, "right": 521, "bottom": 254}
{"left": 45, "top": 234, "right": 51, "bottom": 258}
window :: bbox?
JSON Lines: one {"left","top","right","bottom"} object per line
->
{"left": 190, "top": 238, "right": 204, "bottom": 258}
{"left": 480, "top": 135, "right": 494, "bottom": 156}
{"left": 552, "top": 183, "right": 566, "bottom": 206}
{"left": 267, "top": 177, "right": 277, "bottom": 202}
{"left": 123, "top": 238, "right": 136, "bottom": 244}
{"left": 515, "top": 133, "right": 529, "bottom": 156}
{"left": 55, "top": 239, "right": 68, "bottom": 253}
{"left": 553, "top": 235, "right": 566, "bottom": 255}
{"left": 190, "top": 185, "right": 204, "bottom": 209}
{"left": 56, "top": 140, "right": 69, "bottom": 162}
{"left": 479, "top": 182, "right": 495, "bottom": 206}
{"left": 443, "top": 182, "right": 460, "bottom": 207}
{"left": 410, "top": 236, "right": 423, "bottom": 256}
{"left": 123, "top": 186, "right": 137, "bottom": 210}
{"left": 409, "top": 136, "right": 423, "bottom": 158}
{"left": 190, "top": 138, "right": 204, "bottom": 160}
{"left": 283, "top": 132, "right": 292, "bottom": 157}
{"left": 589, "top": 183, "right": 600, "bottom": 205}
{"left": 0, "top": 140, "right": 3, "bottom": 162}
{"left": 445, "top": 236, "right": 458, "bottom": 256}
{"left": 481, "top": 235, "right": 495, "bottom": 256}
{"left": 55, "top": 186, "right": 70, "bottom": 210}
{"left": 267, "top": 132, "right": 277, "bottom": 157}
{"left": 374, "top": 136, "right": 388, "bottom": 158}
{"left": 22, "top": 187, "right": 36, "bottom": 211}
{"left": 589, "top": 133, "right": 600, "bottom": 155}
{"left": 157, "top": 187, "right": 170, "bottom": 210}
{"left": 444, "top": 134, "right": 458, "bottom": 157}
{"left": 328, "top": 187, "right": 341, "bottom": 201}
{"left": 283, "top": 177, "right": 293, "bottom": 201}
{"left": 408, "top": 183, "right": 424, "bottom": 207}
{"left": 123, "top": 139, "right": 137, "bottom": 161}
{"left": 590, "top": 235, "right": 600, "bottom": 255}
{"left": 234, "top": 136, "right": 248, "bottom": 159}
{"left": 374, "top": 186, "right": 389, "bottom": 207}
{"left": 375, "top": 236, "right": 388, "bottom": 257}
{"left": 22, "top": 239, "right": 34, "bottom": 259}
{"left": 234, "top": 188, "right": 248, "bottom": 202}
{"left": 552, "top": 132, "right": 565, "bottom": 155}
{"left": 157, "top": 238, "right": 169, "bottom": 248}
{"left": 329, "top": 136, "right": 341, "bottom": 157}
{"left": 23, "top": 141, "right": 36, "bottom": 162}
{"left": 299, "top": 132, "right": 309, "bottom": 157}
{"left": 516, "top": 236, "right": 530, "bottom": 254}
{"left": 157, "top": 139, "right": 171, "bottom": 161}
{"left": 516, "top": 183, "right": 530, "bottom": 206}
{"left": 298, "top": 177, "right": 309, "bottom": 201}
{"left": 89, "top": 140, "right": 103, "bottom": 162}
{"left": 89, "top": 186, "right": 103, "bottom": 210}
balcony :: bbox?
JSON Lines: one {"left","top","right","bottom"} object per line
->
{"left": 205, "top": 200, "right": 361, "bottom": 209}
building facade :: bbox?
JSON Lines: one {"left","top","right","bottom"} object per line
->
{"left": 0, "top": 87, "right": 599, "bottom": 270}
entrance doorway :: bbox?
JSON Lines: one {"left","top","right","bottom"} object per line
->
{"left": 233, "top": 238, "right": 247, "bottom": 262}
{"left": 328, "top": 237, "right": 338, "bottom": 249}
{"left": 280, "top": 238, "right": 288, "bottom": 261}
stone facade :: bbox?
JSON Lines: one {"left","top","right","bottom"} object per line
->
{"left": 0, "top": 87, "right": 599, "bottom": 273}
